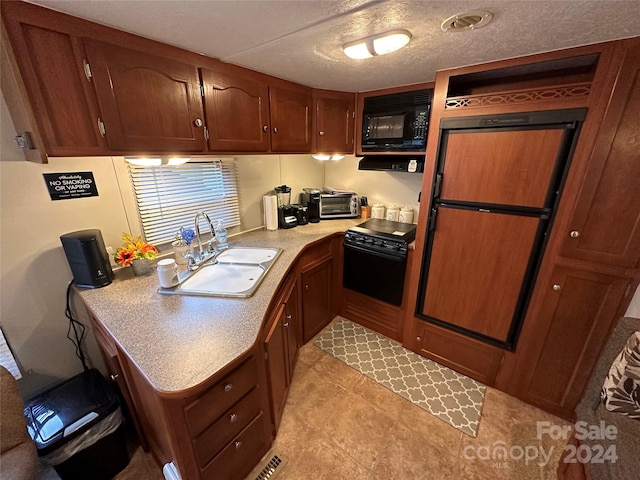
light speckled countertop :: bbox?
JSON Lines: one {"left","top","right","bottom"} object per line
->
{"left": 77, "top": 220, "right": 360, "bottom": 395}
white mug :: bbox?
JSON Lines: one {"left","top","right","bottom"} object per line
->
{"left": 157, "top": 258, "right": 179, "bottom": 288}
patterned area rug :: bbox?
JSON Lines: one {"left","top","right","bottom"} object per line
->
{"left": 314, "top": 317, "right": 486, "bottom": 437}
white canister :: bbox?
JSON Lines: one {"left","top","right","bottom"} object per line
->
{"left": 399, "top": 206, "right": 414, "bottom": 224}
{"left": 157, "top": 258, "right": 179, "bottom": 288}
{"left": 386, "top": 205, "right": 400, "bottom": 222}
{"left": 371, "top": 203, "right": 385, "bottom": 219}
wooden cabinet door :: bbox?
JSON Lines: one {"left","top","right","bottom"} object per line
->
{"left": 561, "top": 43, "right": 640, "bottom": 268}
{"left": 283, "top": 279, "right": 300, "bottom": 378}
{"left": 1, "top": 3, "right": 106, "bottom": 157}
{"left": 269, "top": 85, "right": 312, "bottom": 152}
{"left": 301, "top": 256, "right": 333, "bottom": 343}
{"left": 201, "top": 67, "right": 270, "bottom": 152}
{"left": 314, "top": 91, "right": 355, "bottom": 153}
{"left": 419, "top": 207, "right": 543, "bottom": 346}
{"left": 84, "top": 39, "right": 206, "bottom": 152}
{"left": 518, "top": 266, "right": 630, "bottom": 418}
{"left": 439, "top": 127, "right": 566, "bottom": 208}
{"left": 264, "top": 304, "right": 288, "bottom": 432}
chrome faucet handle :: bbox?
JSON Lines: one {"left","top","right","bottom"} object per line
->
{"left": 206, "top": 238, "right": 217, "bottom": 254}
{"left": 186, "top": 254, "right": 198, "bottom": 271}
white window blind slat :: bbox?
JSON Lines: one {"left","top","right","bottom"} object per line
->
{"left": 127, "top": 159, "right": 240, "bottom": 245}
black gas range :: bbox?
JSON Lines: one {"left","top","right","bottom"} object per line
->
{"left": 344, "top": 218, "right": 417, "bottom": 258}
{"left": 343, "top": 218, "right": 417, "bottom": 305}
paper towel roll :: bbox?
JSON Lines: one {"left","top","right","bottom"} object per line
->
{"left": 263, "top": 195, "right": 278, "bottom": 231}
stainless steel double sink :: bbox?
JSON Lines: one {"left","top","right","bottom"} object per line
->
{"left": 157, "top": 247, "right": 282, "bottom": 298}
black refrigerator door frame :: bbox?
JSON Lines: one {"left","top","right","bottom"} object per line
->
{"left": 415, "top": 108, "right": 587, "bottom": 350}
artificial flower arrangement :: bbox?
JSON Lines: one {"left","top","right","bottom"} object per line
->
{"left": 114, "top": 233, "right": 159, "bottom": 267}
{"left": 173, "top": 227, "right": 195, "bottom": 246}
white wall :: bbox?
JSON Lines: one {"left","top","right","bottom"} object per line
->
{"left": 324, "top": 155, "right": 424, "bottom": 219}
{"left": 0, "top": 92, "right": 325, "bottom": 397}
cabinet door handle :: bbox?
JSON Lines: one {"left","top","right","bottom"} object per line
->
{"left": 273, "top": 127, "right": 279, "bottom": 133}
{"left": 283, "top": 322, "right": 289, "bottom": 327}
{"left": 416, "top": 336, "right": 421, "bottom": 342}
{"left": 569, "top": 230, "right": 580, "bottom": 238}
{"left": 305, "top": 284, "right": 309, "bottom": 291}
{"left": 263, "top": 125, "right": 269, "bottom": 132}
{"left": 234, "top": 441, "right": 242, "bottom": 449}
{"left": 553, "top": 284, "right": 562, "bottom": 291}
{"left": 224, "top": 383, "right": 233, "bottom": 392}
{"left": 194, "top": 118, "right": 203, "bottom": 127}
{"left": 229, "top": 413, "right": 238, "bottom": 423}
{"left": 319, "top": 131, "right": 325, "bottom": 136}
{"left": 110, "top": 374, "right": 119, "bottom": 381}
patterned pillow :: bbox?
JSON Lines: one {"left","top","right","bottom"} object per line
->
{"left": 601, "top": 331, "right": 640, "bottom": 420}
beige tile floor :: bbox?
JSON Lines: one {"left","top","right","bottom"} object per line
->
{"left": 37, "top": 322, "right": 573, "bottom": 480}
{"left": 265, "top": 334, "right": 573, "bottom": 480}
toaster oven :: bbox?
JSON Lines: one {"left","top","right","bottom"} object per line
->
{"left": 319, "top": 193, "right": 359, "bottom": 219}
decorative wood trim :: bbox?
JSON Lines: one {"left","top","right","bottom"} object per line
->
{"left": 445, "top": 82, "right": 591, "bottom": 109}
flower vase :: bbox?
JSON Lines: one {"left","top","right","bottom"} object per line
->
{"left": 172, "top": 241, "right": 193, "bottom": 265}
{"left": 131, "top": 258, "right": 151, "bottom": 276}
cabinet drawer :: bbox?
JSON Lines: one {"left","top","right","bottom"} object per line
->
{"left": 201, "top": 412, "right": 270, "bottom": 480}
{"left": 192, "top": 387, "right": 261, "bottom": 468}
{"left": 185, "top": 357, "right": 258, "bottom": 437}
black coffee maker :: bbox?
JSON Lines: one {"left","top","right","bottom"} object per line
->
{"left": 302, "top": 188, "right": 321, "bottom": 223}
{"left": 275, "top": 185, "right": 297, "bottom": 229}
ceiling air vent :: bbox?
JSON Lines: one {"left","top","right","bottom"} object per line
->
{"left": 441, "top": 11, "right": 493, "bottom": 32}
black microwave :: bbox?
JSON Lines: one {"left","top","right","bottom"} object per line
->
{"left": 361, "top": 89, "right": 431, "bottom": 152}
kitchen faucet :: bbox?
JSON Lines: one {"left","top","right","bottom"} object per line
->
{"left": 190, "top": 211, "right": 216, "bottom": 267}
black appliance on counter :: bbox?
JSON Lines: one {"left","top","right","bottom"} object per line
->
{"left": 274, "top": 185, "right": 297, "bottom": 229}
{"left": 60, "top": 229, "right": 113, "bottom": 288}
{"left": 301, "top": 188, "right": 321, "bottom": 223}
{"left": 291, "top": 204, "right": 309, "bottom": 225}
{"left": 343, "top": 218, "right": 417, "bottom": 306}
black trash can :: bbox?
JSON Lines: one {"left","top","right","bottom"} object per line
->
{"left": 23, "top": 369, "right": 130, "bottom": 480}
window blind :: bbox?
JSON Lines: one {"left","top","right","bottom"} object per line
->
{"left": 127, "top": 159, "right": 240, "bottom": 245}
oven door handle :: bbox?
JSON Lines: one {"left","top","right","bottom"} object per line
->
{"left": 344, "top": 243, "right": 406, "bottom": 262}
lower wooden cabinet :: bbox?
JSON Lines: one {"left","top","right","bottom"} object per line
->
{"left": 498, "top": 265, "right": 631, "bottom": 418}
{"left": 264, "top": 275, "right": 299, "bottom": 432}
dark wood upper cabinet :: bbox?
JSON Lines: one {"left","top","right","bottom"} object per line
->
{"left": 1, "top": 3, "right": 107, "bottom": 159}
{"left": 269, "top": 84, "right": 312, "bottom": 152}
{"left": 84, "top": 39, "right": 206, "bottom": 152}
{"left": 313, "top": 90, "right": 355, "bottom": 154}
{"left": 200, "top": 66, "right": 270, "bottom": 152}
{"left": 561, "top": 43, "right": 640, "bottom": 268}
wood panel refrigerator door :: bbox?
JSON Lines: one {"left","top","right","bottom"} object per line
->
{"left": 84, "top": 39, "right": 205, "bottom": 152}
{"left": 420, "top": 207, "right": 541, "bottom": 345}
{"left": 440, "top": 128, "right": 565, "bottom": 208}
{"left": 200, "top": 67, "right": 270, "bottom": 152}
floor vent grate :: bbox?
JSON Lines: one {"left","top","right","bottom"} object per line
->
{"left": 253, "top": 451, "right": 288, "bottom": 480}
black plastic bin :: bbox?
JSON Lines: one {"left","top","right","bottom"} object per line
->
{"left": 23, "top": 369, "right": 130, "bottom": 480}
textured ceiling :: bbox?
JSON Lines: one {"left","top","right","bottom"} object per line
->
{"left": 27, "top": 0, "right": 640, "bottom": 92}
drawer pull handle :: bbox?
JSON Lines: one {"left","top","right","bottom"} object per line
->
{"left": 224, "top": 383, "right": 233, "bottom": 392}
{"left": 234, "top": 441, "right": 242, "bottom": 449}
{"left": 110, "top": 374, "right": 119, "bottom": 381}
{"left": 283, "top": 322, "right": 289, "bottom": 327}
{"left": 570, "top": 230, "right": 580, "bottom": 238}
{"left": 229, "top": 413, "right": 238, "bottom": 423}
{"left": 263, "top": 125, "right": 269, "bottom": 132}
{"left": 553, "top": 284, "right": 562, "bottom": 291}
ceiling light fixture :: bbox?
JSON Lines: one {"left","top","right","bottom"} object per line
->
{"left": 125, "top": 156, "right": 190, "bottom": 166}
{"left": 343, "top": 29, "right": 412, "bottom": 60}
{"left": 312, "top": 154, "right": 345, "bottom": 161}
